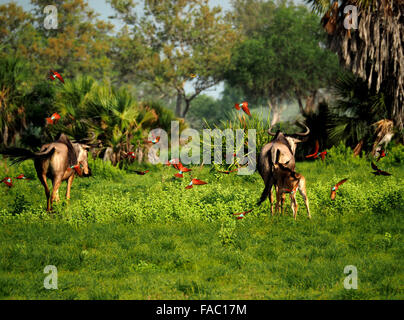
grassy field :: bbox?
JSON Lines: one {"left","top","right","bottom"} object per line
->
{"left": 0, "top": 146, "right": 403, "bottom": 299}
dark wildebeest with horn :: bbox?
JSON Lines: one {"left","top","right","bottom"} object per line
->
{"left": 257, "top": 122, "right": 310, "bottom": 215}
{"left": 1, "top": 134, "right": 91, "bottom": 211}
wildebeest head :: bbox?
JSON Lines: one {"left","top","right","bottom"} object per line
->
{"left": 73, "top": 143, "right": 91, "bottom": 177}
{"left": 267, "top": 122, "right": 310, "bottom": 155}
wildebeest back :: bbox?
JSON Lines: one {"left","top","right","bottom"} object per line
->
{"left": 57, "top": 133, "right": 77, "bottom": 167}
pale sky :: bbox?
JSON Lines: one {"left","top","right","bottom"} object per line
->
{"left": 1, "top": 0, "right": 308, "bottom": 99}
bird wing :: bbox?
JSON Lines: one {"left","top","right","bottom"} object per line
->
{"left": 192, "top": 179, "right": 207, "bottom": 185}
{"left": 241, "top": 102, "right": 251, "bottom": 116}
{"left": 335, "top": 178, "right": 348, "bottom": 188}
{"left": 371, "top": 162, "right": 379, "bottom": 171}
{"left": 380, "top": 171, "right": 391, "bottom": 176}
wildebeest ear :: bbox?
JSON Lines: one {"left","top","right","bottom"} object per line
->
{"left": 81, "top": 144, "right": 91, "bottom": 150}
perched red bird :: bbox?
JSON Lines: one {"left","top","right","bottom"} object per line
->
{"left": 146, "top": 136, "right": 160, "bottom": 144}
{"left": 1, "top": 177, "right": 13, "bottom": 188}
{"left": 134, "top": 170, "right": 149, "bottom": 175}
{"left": 185, "top": 178, "right": 207, "bottom": 189}
{"left": 67, "top": 164, "right": 82, "bottom": 175}
{"left": 234, "top": 101, "right": 251, "bottom": 116}
{"left": 127, "top": 152, "right": 136, "bottom": 159}
{"left": 233, "top": 208, "right": 253, "bottom": 220}
{"left": 48, "top": 70, "right": 64, "bottom": 83}
{"left": 371, "top": 162, "right": 391, "bottom": 176}
{"left": 46, "top": 112, "right": 61, "bottom": 125}
{"left": 376, "top": 149, "right": 387, "bottom": 162}
{"left": 306, "top": 140, "right": 327, "bottom": 160}
{"left": 174, "top": 162, "right": 192, "bottom": 178}
{"left": 330, "top": 178, "right": 348, "bottom": 200}
{"left": 15, "top": 174, "right": 30, "bottom": 180}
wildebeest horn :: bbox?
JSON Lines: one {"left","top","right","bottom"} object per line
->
{"left": 293, "top": 122, "right": 310, "bottom": 136}
{"left": 267, "top": 125, "right": 277, "bottom": 136}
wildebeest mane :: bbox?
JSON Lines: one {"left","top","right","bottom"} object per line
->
{"left": 57, "top": 133, "right": 77, "bottom": 167}
{"left": 274, "top": 131, "right": 294, "bottom": 156}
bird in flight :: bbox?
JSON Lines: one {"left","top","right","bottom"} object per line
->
{"left": 185, "top": 178, "right": 207, "bottom": 189}
{"left": 15, "top": 174, "right": 30, "bottom": 180}
{"left": 1, "top": 177, "right": 13, "bottom": 188}
{"left": 233, "top": 208, "right": 253, "bottom": 220}
{"left": 371, "top": 162, "right": 391, "bottom": 176}
{"left": 306, "top": 140, "right": 327, "bottom": 160}
{"left": 330, "top": 178, "right": 348, "bottom": 200}
{"left": 234, "top": 101, "right": 251, "bottom": 116}
{"left": 48, "top": 70, "right": 64, "bottom": 83}
{"left": 134, "top": 170, "right": 150, "bottom": 175}
{"left": 174, "top": 162, "right": 192, "bottom": 178}
{"left": 46, "top": 112, "right": 61, "bottom": 125}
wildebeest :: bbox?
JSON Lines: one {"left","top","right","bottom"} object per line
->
{"left": 274, "top": 163, "right": 311, "bottom": 220}
{"left": 1, "top": 134, "right": 91, "bottom": 211}
{"left": 257, "top": 122, "right": 310, "bottom": 215}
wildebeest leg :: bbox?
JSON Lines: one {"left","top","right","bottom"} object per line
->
{"left": 38, "top": 173, "right": 51, "bottom": 211}
{"left": 290, "top": 195, "right": 298, "bottom": 220}
{"left": 50, "top": 176, "right": 63, "bottom": 210}
{"left": 35, "top": 161, "right": 51, "bottom": 211}
{"left": 298, "top": 182, "right": 311, "bottom": 219}
{"left": 66, "top": 174, "right": 74, "bottom": 200}
{"left": 280, "top": 192, "right": 286, "bottom": 216}
{"left": 269, "top": 185, "right": 274, "bottom": 215}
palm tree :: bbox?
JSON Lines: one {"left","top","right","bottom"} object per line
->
{"left": 0, "top": 56, "right": 31, "bottom": 147}
{"left": 327, "top": 72, "right": 389, "bottom": 153}
{"left": 306, "top": 0, "right": 404, "bottom": 134}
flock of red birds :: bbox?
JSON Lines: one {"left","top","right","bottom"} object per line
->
{"left": 0, "top": 70, "right": 393, "bottom": 219}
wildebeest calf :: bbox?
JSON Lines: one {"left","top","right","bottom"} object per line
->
{"left": 274, "top": 163, "right": 311, "bottom": 220}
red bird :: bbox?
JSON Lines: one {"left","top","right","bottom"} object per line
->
{"left": 67, "top": 164, "right": 82, "bottom": 175}
{"left": 1, "top": 177, "right": 13, "bottom": 188}
{"left": 284, "top": 184, "right": 299, "bottom": 195}
{"left": 46, "top": 112, "right": 61, "bottom": 125}
{"left": 306, "top": 140, "right": 327, "bottom": 160}
{"left": 233, "top": 208, "right": 253, "bottom": 220}
{"left": 127, "top": 152, "right": 136, "bottom": 159}
{"left": 217, "top": 168, "right": 238, "bottom": 174}
{"left": 376, "top": 149, "right": 387, "bottom": 162}
{"left": 330, "top": 178, "right": 348, "bottom": 200}
{"left": 174, "top": 162, "right": 192, "bottom": 178}
{"left": 185, "top": 178, "right": 207, "bottom": 189}
{"left": 15, "top": 174, "right": 30, "bottom": 180}
{"left": 48, "top": 70, "right": 64, "bottom": 83}
{"left": 234, "top": 101, "right": 251, "bottom": 116}
{"left": 146, "top": 136, "right": 160, "bottom": 144}
{"left": 134, "top": 170, "right": 149, "bottom": 175}
{"left": 371, "top": 162, "right": 391, "bottom": 176}
{"left": 166, "top": 158, "right": 180, "bottom": 169}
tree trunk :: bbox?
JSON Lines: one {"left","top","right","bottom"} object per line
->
{"left": 269, "top": 99, "right": 281, "bottom": 126}
{"left": 175, "top": 91, "right": 182, "bottom": 117}
{"left": 181, "top": 99, "right": 191, "bottom": 118}
{"left": 297, "top": 97, "right": 306, "bottom": 116}
{"left": 305, "top": 90, "right": 317, "bottom": 114}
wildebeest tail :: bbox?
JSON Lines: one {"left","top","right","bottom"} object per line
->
{"left": 257, "top": 177, "right": 272, "bottom": 206}
{"left": 0, "top": 147, "right": 55, "bottom": 165}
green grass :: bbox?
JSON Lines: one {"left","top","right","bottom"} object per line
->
{"left": 0, "top": 155, "right": 403, "bottom": 299}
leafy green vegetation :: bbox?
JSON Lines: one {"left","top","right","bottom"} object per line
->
{"left": 0, "top": 151, "right": 402, "bottom": 299}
